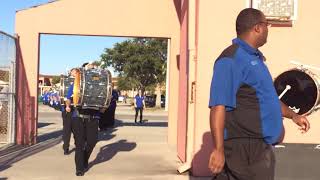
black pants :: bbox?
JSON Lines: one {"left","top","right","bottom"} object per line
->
{"left": 214, "top": 138, "right": 275, "bottom": 180}
{"left": 135, "top": 107, "right": 143, "bottom": 122}
{"left": 72, "top": 116, "right": 99, "bottom": 172}
{"left": 62, "top": 111, "right": 73, "bottom": 151}
{"left": 99, "top": 106, "right": 116, "bottom": 129}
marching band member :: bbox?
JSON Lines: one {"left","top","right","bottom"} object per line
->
{"left": 66, "top": 66, "right": 105, "bottom": 176}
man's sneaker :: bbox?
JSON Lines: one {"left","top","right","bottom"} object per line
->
{"left": 76, "top": 171, "right": 84, "bottom": 176}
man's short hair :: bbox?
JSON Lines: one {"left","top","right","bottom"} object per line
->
{"left": 236, "top": 8, "right": 264, "bottom": 36}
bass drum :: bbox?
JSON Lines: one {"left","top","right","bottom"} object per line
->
{"left": 79, "top": 68, "right": 112, "bottom": 108}
{"left": 274, "top": 68, "right": 320, "bottom": 115}
{"left": 59, "top": 75, "right": 74, "bottom": 105}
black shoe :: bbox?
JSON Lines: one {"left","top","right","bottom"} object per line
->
{"left": 76, "top": 171, "right": 84, "bottom": 176}
{"left": 84, "top": 161, "right": 88, "bottom": 171}
{"left": 84, "top": 165, "right": 89, "bottom": 172}
{"left": 64, "top": 149, "right": 69, "bottom": 155}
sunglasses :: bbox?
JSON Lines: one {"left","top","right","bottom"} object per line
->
{"left": 257, "top": 21, "right": 271, "bottom": 27}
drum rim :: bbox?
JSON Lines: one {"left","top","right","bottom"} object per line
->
{"left": 275, "top": 68, "right": 320, "bottom": 116}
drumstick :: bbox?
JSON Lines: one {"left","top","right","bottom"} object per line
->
{"left": 279, "top": 85, "right": 291, "bottom": 99}
{"left": 73, "top": 71, "right": 80, "bottom": 106}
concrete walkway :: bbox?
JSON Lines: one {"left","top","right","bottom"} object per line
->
{"left": 0, "top": 104, "right": 210, "bottom": 180}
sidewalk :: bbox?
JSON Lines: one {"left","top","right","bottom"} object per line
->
{"left": 0, "top": 104, "right": 209, "bottom": 180}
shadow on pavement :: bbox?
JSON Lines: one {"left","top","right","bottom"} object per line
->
{"left": 98, "top": 128, "right": 118, "bottom": 141}
{"left": 187, "top": 143, "right": 320, "bottom": 180}
{"left": 37, "top": 130, "right": 63, "bottom": 142}
{"left": 88, "top": 139, "right": 136, "bottom": 170}
{"left": 275, "top": 143, "right": 320, "bottom": 180}
{"left": 0, "top": 126, "right": 119, "bottom": 172}
{"left": 37, "top": 122, "right": 54, "bottom": 128}
{"left": 114, "top": 119, "right": 167, "bottom": 128}
{"left": 0, "top": 137, "right": 61, "bottom": 172}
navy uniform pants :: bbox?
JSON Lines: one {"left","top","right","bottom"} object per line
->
{"left": 214, "top": 138, "right": 275, "bottom": 180}
{"left": 99, "top": 105, "right": 116, "bottom": 129}
{"left": 72, "top": 115, "right": 99, "bottom": 172}
{"left": 62, "top": 111, "right": 73, "bottom": 151}
{"left": 134, "top": 107, "right": 143, "bottom": 122}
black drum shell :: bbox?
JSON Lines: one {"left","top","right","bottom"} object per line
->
{"left": 274, "top": 68, "right": 320, "bottom": 115}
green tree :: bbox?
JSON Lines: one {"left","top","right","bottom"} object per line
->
{"left": 117, "top": 75, "right": 138, "bottom": 91}
{"left": 100, "top": 38, "right": 167, "bottom": 94}
{"left": 51, "top": 76, "right": 61, "bottom": 85}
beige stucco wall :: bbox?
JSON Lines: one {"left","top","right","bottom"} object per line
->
{"left": 262, "top": 1, "right": 320, "bottom": 144}
{"left": 15, "top": 0, "right": 180, "bottom": 146}
{"left": 190, "top": 0, "right": 320, "bottom": 175}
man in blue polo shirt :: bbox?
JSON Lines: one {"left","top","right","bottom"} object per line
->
{"left": 134, "top": 89, "right": 145, "bottom": 123}
{"left": 208, "top": 8, "right": 310, "bottom": 180}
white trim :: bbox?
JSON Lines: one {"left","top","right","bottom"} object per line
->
{"left": 292, "top": 0, "right": 298, "bottom": 20}
{"left": 165, "top": 39, "right": 170, "bottom": 112}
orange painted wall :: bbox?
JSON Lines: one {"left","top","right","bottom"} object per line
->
{"left": 15, "top": 0, "right": 180, "bottom": 145}
{"left": 190, "top": 0, "right": 320, "bottom": 176}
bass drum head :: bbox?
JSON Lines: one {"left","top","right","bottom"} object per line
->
{"left": 80, "top": 69, "right": 110, "bottom": 108}
{"left": 274, "top": 69, "right": 318, "bottom": 115}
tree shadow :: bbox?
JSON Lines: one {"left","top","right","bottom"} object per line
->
{"left": 89, "top": 139, "right": 136, "bottom": 170}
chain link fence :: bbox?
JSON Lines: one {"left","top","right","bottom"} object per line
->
{"left": 0, "top": 31, "right": 16, "bottom": 144}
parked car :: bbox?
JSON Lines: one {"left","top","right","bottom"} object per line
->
{"left": 144, "top": 95, "right": 165, "bottom": 108}
{"left": 144, "top": 95, "right": 156, "bottom": 107}
{"left": 118, "top": 95, "right": 125, "bottom": 103}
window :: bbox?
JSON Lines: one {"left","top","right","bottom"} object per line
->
{"left": 250, "top": 0, "right": 298, "bottom": 27}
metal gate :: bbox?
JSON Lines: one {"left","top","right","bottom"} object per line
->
{"left": 0, "top": 31, "right": 16, "bottom": 144}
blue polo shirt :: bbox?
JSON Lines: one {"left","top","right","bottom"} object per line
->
{"left": 135, "top": 95, "right": 144, "bottom": 108}
{"left": 209, "top": 38, "right": 283, "bottom": 144}
{"left": 44, "top": 92, "right": 50, "bottom": 103}
{"left": 42, "top": 92, "right": 47, "bottom": 102}
{"left": 60, "top": 84, "right": 73, "bottom": 112}
{"left": 66, "top": 84, "right": 74, "bottom": 100}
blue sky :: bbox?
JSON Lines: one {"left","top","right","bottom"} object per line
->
{"left": 0, "top": 0, "right": 127, "bottom": 76}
